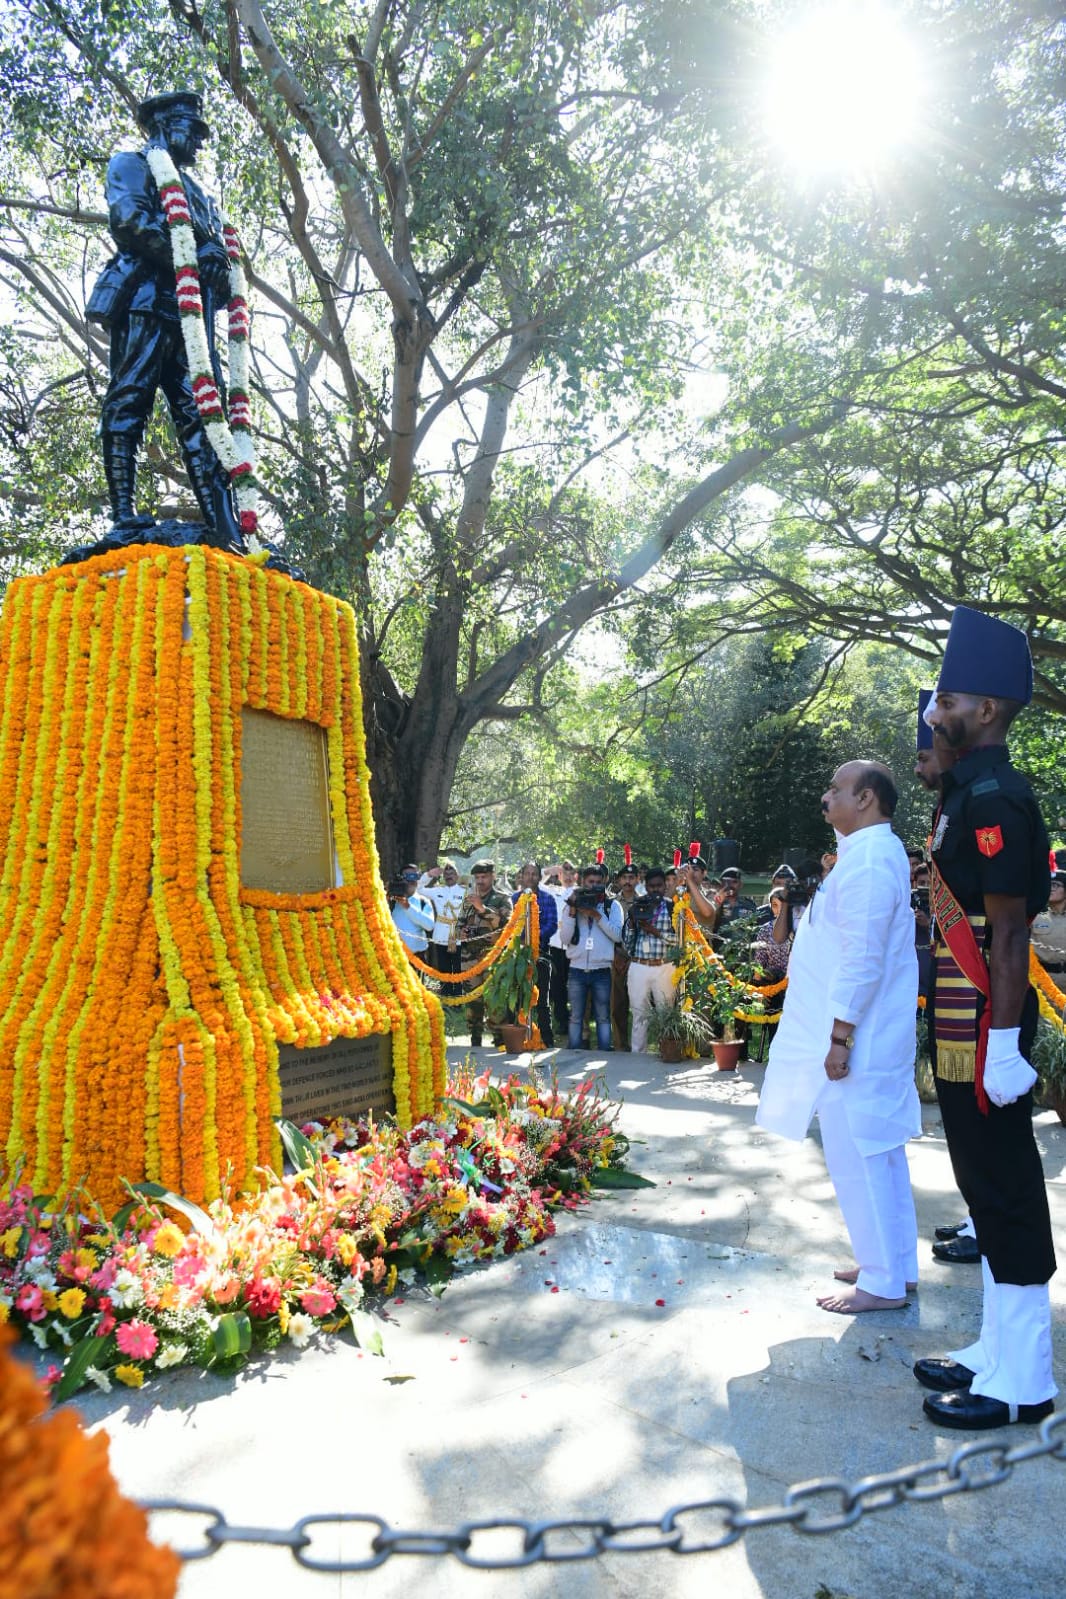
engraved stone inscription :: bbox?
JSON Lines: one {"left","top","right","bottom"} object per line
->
{"left": 240, "top": 708, "right": 334, "bottom": 893}
{"left": 278, "top": 1033, "right": 395, "bottom": 1124}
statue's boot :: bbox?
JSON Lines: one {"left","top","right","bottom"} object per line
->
{"left": 102, "top": 432, "right": 155, "bottom": 534}
{"left": 182, "top": 432, "right": 247, "bottom": 554}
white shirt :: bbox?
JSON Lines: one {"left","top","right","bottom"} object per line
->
{"left": 558, "top": 897, "right": 623, "bottom": 969}
{"left": 544, "top": 884, "right": 574, "bottom": 949}
{"left": 421, "top": 881, "right": 466, "bottom": 945}
{"left": 756, "top": 822, "right": 920, "bottom": 1156}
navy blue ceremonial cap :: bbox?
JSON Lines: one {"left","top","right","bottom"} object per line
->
{"left": 916, "top": 689, "right": 935, "bottom": 751}
{"left": 137, "top": 91, "right": 210, "bottom": 138}
{"left": 937, "top": 606, "right": 1033, "bottom": 704}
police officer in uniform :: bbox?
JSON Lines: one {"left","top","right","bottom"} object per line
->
{"left": 87, "top": 91, "right": 243, "bottom": 549}
{"left": 914, "top": 607, "right": 1056, "bottom": 1429}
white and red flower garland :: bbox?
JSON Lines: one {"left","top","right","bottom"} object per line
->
{"left": 145, "top": 145, "right": 258, "bottom": 538}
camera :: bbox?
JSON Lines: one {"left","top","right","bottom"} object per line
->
{"left": 387, "top": 875, "right": 412, "bottom": 899}
{"left": 784, "top": 876, "right": 819, "bottom": 908}
{"left": 572, "top": 886, "right": 606, "bottom": 911}
{"left": 630, "top": 893, "right": 664, "bottom": 928}
{"left": 911, "top": 889, "right": 930, "bottom": 914}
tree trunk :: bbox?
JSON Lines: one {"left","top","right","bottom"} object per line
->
{"left": 361, "top": 649, "right": 466, "bottom": 873}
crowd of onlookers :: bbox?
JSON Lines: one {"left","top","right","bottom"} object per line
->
{"left": 385, "top": 842, "right": 1066, "bottom": 1051}
{"left": 386, "top": 853, "right": 812, "bottom": 1049}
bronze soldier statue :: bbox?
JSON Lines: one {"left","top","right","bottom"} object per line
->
{"left": 87, "top": 91, "right": 245, "bottom": 551}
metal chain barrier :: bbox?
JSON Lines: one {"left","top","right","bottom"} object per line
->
{"left": 141, "top": 1411, "right": 1066, "bottom": 1570}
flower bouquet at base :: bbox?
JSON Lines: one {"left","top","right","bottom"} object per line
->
{"left": 0, "top": 1066, "right": 643, "bottom": 1397}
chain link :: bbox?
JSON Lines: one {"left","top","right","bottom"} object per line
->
{"left": 140, "top": 1410, "right": 1066, "bottom": 1570}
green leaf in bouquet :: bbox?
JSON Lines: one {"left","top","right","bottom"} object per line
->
{"left": 589, "top": 1167, "right": 656, "bottom": 1189}
{"left": 440, "top": 1096, "right": 495, "bottom": 1120}
{"left": 55, "top": 1333, "right": 111, "bottom": 1403}
{"left": 349, "top": 1309, "right": 385, "bottom": 1356}
{"left": 110, "top": 1199, "right": 140, "bottom": 1234}
{"left": 212, "top": 1311, "right": 252, "bottom": 1361}
{"left": 422, "top": 1252, "right": 453, "bottom": 1296}
{"left": 132, "top": 1181, "right": 219, "bottom": 1240}
{"left": 275, "top": 1117, "right": 319, "bottom": 1176}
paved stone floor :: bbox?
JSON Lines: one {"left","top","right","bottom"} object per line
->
{"left": 62, "top": 1046, "right": 1066, "bottom": 1597}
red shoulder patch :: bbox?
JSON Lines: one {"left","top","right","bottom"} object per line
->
{"left": 975, "top": 825, "right": 1004, "bottom": 858}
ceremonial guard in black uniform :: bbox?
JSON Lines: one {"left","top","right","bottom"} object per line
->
{"left": 915, "top": 689, "right": 980, "bottom": 1265}
{"left": 87, "top": 91, "right": 243, "bottom": 549}
{"left": 914, "top": 607, "right": 1056, "bottom": 1429}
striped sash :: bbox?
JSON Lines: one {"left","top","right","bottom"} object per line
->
{"left": 929, "top": 860, "right": 991, "bottom": 1115}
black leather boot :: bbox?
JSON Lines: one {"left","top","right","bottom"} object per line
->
{"left": 102, "top": 433, "right": 154, "bottom": 532}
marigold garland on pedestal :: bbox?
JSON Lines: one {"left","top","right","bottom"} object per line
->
{"left": 0, "top": 545, "right": 443, "bottom": 1211}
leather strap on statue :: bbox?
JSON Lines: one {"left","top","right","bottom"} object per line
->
{"left": 928, "top": 855, "right": 991, "bottom": 1115}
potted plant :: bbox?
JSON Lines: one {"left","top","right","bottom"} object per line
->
{"left": 1033, "top": 1015, "right": 1066, "bottom": 1124}
{"left": 483, "top": 938, "right": 536, "bottom": 1053}
{"left": 645, "top": 998, "right": 714, "bottom": 1063}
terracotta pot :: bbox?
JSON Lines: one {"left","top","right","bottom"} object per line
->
{"left": 499, "top": 1022, "right": 531, "bottom": 1054}
{"left": 658, "top": 1036, "right": 685, "bottom": 1063}
{"left": 712, "top": 1040, "right": 743, "bottom": 1072}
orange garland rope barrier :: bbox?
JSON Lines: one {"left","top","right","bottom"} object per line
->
{"left": 404, "top": 892, "right": 531, "bottom": 981}
{"left": 1031, "top": 946, "right": 1066, "bottom": 1015}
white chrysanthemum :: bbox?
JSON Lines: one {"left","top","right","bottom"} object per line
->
{"left": 85, "top": 1365, "right": 113, "bottom": 1393}
{"left": 335, "top": 1275, "right": 364, "bottom": 1315}
{"left": 49, "top": 1319, "right": 74, "bottom": 1349}
{"left": 109, "top": 1268, "right": 143, "bottom": 1309}
{"left": 287, "top": 1312, "right": 315, "bottom": 1348}
{"left": 397, "top": 1267, "right": 417, "bottom": 1286}
{"left": 155, "top": 1342, "right": 189, "bottom": 1369}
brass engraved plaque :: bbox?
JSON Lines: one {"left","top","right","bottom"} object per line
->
{"left": 278, "top": 1034, "right": 395, "bottom": 1124}
{"left": 240, "top": 708, "right": 334, "bottom": 893}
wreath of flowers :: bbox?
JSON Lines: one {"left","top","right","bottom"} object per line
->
{"left": 145, "top": 145, "right": 258, "bottom": 538}
{"left": 1, "top": 1067, "right": 628, "bottom": 1400}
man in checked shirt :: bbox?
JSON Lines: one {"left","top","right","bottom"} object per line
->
{"left": 622, "top": 866, "right": 681, "bottom": 1052}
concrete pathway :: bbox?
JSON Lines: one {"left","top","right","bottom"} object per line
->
{"left": 67, "top": 1046, "right": 1066, "bottom": 1598}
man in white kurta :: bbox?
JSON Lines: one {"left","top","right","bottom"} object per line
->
{"left": 757, "top": 761, "right": 921, "bottom": 1312}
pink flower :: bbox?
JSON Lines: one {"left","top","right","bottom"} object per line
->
{"left": 299, "top": 1286, "right": 336, "bottom": 1318}
{"left": 115, "top": 1319, "right": 159, "bottom": 1360}
{"left": 96, "top": 1308, "right": 116, "bottom": 1337}
{"left": 173, "top": 1252, "right": 208, "bottom": 1288}
{"left": 15, "top": 1285, "right": 46, "bottom": 1322}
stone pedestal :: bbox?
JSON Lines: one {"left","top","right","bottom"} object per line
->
{"left": 0, "top": 544, "right": 443, "bottom": 1207}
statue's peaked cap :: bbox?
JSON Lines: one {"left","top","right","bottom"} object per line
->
{"left": 137, "top": 91, "right": 210, "bottom": 138}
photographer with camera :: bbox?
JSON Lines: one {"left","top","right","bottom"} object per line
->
{"left": 622, "top": 867, "right": 680, "bottom": 1052}
{"left": 751, "top": 863, "right": 820, "bottom": 978}
{"left": 558, "top": 863, "right": 624, "bottom": 1051}
{"left": 387, "top": 865, "right": 435, "bottom": 957}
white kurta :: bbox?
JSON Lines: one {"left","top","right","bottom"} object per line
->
{"left": 756, "top": 822, "right": 921, "bottom": 1157}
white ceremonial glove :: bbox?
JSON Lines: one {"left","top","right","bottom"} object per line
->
{"left": 983, "top": 1027, "right": 1037, "bottom": 1108}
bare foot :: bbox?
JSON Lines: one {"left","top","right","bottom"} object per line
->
{"left": 833, "top": 1267, "right": 917, "bottom": 1291}
{"left": 816, "top": 1286, "right": 908, "bottom": 1314}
